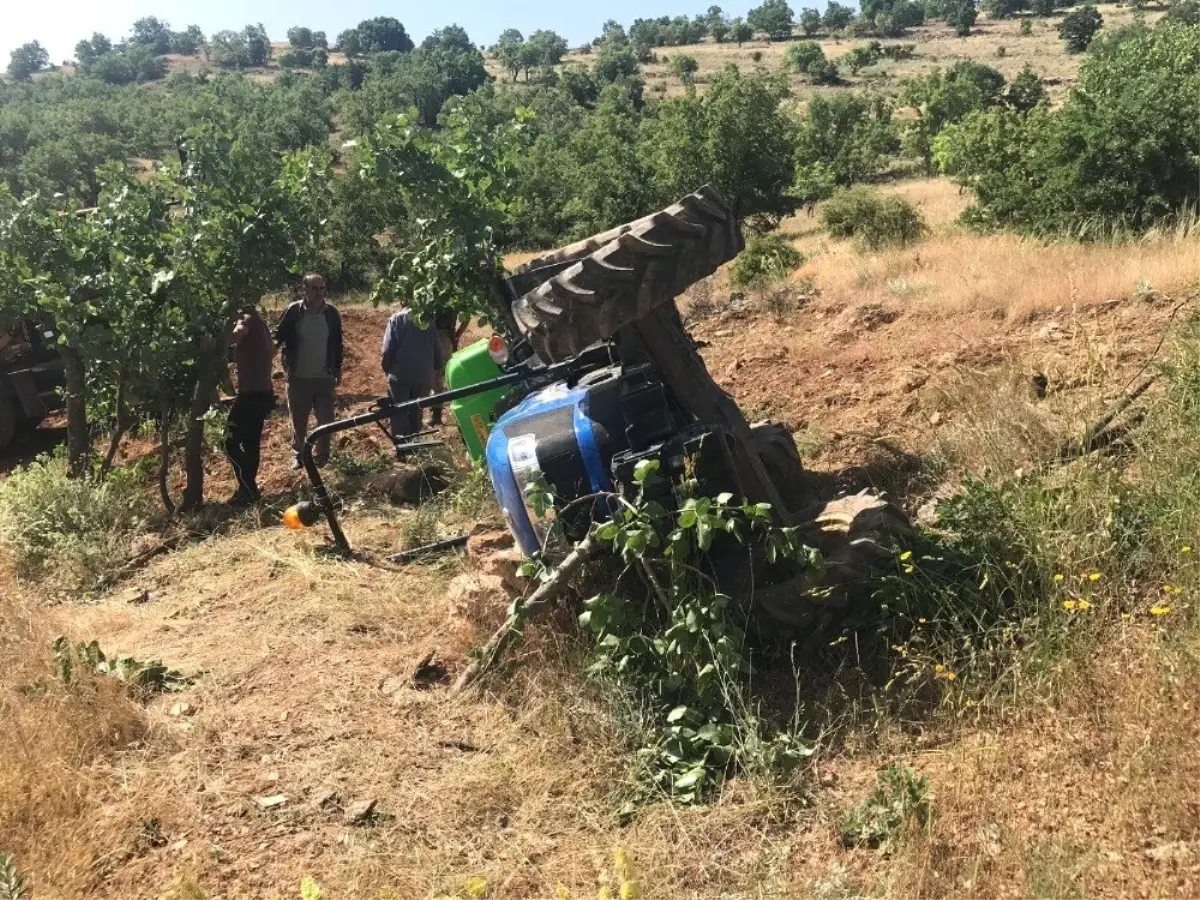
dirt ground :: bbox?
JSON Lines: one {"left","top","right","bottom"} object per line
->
{"left": 13, "top": 249, "right": 1191, "bottom": 899}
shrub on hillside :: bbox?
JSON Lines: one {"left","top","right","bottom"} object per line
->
{"left": 729, "top": 233, "right": 805, "bottom": 288}
{"left": 0, "top": 450, "right": 148, "bottom": 580}
{"left": 934, "top": 20, "right": 1198, "bottom": 234}
{"left": 1058, "top": 6, "right": 1103, "bottom": 52}
{"left": 821, "top": 187, "right": 929, "bottom": 249}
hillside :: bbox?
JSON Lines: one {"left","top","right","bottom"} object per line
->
{"left": 2, "top": 172, "right": 1197, "bottom": 898}
{"left": 2, "top": 8, "right": 1197, "bottom": 898}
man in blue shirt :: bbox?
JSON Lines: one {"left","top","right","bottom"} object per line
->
{"left": 380, "top": 306, "right": 444, "bottom": 448}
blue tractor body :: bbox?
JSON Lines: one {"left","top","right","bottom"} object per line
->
{"left": 485, "top": 370, "right": 626, "bottom": 556}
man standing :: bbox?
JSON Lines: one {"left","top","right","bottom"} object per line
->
{"left": 429, "top": 307, "right": 463, "bottom": 426}
{"left": 275, "top": 273, "right": 343, "bottom": 469}
{"left": 380, "top": 306, "right": 443, "bottom": 446}
{"left": 224, "top": 305, "right": 276, "bottom": 505}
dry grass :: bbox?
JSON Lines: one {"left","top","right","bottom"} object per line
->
{"left": 0, "top": 593, "right": 149, "bottom": 897}
{"left": 781, "top": 177, "right": 1199, "bottom": 322}
{"left": 553, "top": 2, "right": 1158, "bottom": 102}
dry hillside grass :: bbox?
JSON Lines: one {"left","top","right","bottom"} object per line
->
{"left": 1, "top": 181, "right": 1196, "bottom": 896}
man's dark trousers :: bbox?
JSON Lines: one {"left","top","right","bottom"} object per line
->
{"left": 387, "top": 376, "right": 431, "bottom": 444}
{"left": 225, "top": 391, "right": 276, "bottom": 499}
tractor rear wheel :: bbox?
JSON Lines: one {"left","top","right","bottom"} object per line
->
{"left": 510, "top": 185, "right": 744, "bottom": 365}
{"left": 751, "top": 421, "right": 809, "bottom": 514}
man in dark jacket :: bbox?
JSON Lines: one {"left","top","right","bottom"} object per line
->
{"left": 274, "top": 273, "right": 343, "bottom": 469}
{"left": 224, "top": 305, "right": 276, "bottom": 504}
{"left": 380, "top": 306, "right": 444, "bottom": 445}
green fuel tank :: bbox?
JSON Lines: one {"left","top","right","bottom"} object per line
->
{"left": 445, "top": 338, "right": 508, "bottom": 464}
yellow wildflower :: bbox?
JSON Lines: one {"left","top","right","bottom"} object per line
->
{"left": 464, "top": 877, "right": 488, "bottom": 900}
{"left": 945, "top": 672, "right": 957, "bottom": 681}
{"left": 918, "top": 617, "right": 928, "bottom": 624}
{"left": 1182, "top": 545, "right": 1193, "bottom": 554}
{"left": 1088, "top": 572, "right": 1102, "bottom": 582}
{"left": 1121, "top": 612, "right": 1132, "bottom": 621}
{"left": 1076, "top": 599, "right": 1091, "bottom": 610}
{"left": 903, "top": 564, "right": 915, "bottom": 575}
{"left": 1062, "top": 600, "right": 1077, "bottom": 610}
{"left": 934, "top": 663, "right": 945, "bottom": 673}
{"left": 899, "top": 550, "right": 913, "bottom": 561}
{"left": 1150, "top": 605, "right": 1172, "bottom": 616}
{"left": 1053, "top": 573, "right": 1064, "bottom": 584}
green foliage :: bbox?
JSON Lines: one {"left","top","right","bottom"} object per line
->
{"left": 748, "top": 0, "right": 796, "bottom": 39}
{"left": 1020, "top": 18, "right": 1034, "bottom": 34}
{"left": 578, "top": 463, "right": 819, "bottom": 802}
{"left": 800, "top": 8, "right": 824, "bottom": 34}
{"left": 208, "top": 25, "right": 271, "bottom": 69}
{"left": 783, "top": 40, "right": 843, "bottom": 85}
{"left": 340, "top": 17, "right": 414, "bottom": 56}
{"left": 51, "top": 636, "right": 193, "bottom": 695}
{"left": 357, "top": 104, "right": 526, "bottom": 326}
{"left": 899, "top": 61, "right": 1006, "bottom": 171}
{"left": 0, "top": 449, "right": 147, "bottom": 579}
{"left": 824, "top": 1, "right": 857, "bottom": 30}
{"left": 1005, "top": 65, "right": 1047, "bottom": 112}
{"left": 838, "top": 764, "right": 934, "bottom": 848}
{"left": 0, "top": 853, "right": 25, "bottom": 900}
{"left": 594, "top": 44, "right": 640, "bottom": 83}
{"left": 822, "top": 186, "right": 929, "bottom": 249}
{"left": 936, "top": 21, "right": 1199, "bottom": 234}
{"left": 1163, "top": 0, "right": 1200, "bottom": 25}
{"left": 983, "top": 0, "right": 1028, "bottom": 18}
{"left": 1059, "top": 6, "right": 1104, "bottom": 52}
{"left": 643, "top": 66, "right": 796, "bottom": 218}
{"left": 794, "top": 92, "right": 898, "bottom": 197}
{"left": 841, "top": 42, "right": 883, "bottom": 73}
{"left": 7, "top": 42, "right": 49, "bottom": 83}
{"left": 670, "top": 54, "right": 700, "bottom": 84}
{"left": 729, "top": 233, "right": 805, "bottom": 288}
{"left": 953, "top": 0, "right": 979, "bottom": 34}
{"left": 729, "top": 18, "right": 754, "bottom": 44}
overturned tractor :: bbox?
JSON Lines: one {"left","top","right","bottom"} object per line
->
{"left": 288, "top": 185, "right": 912, "bottom": 633}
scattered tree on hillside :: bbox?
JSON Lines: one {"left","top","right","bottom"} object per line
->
{"left": 748, "top": 0, "right": 796, "bottom": 40}
{"left": 1005, "top": 66, "right": 1047, "bottom": 111}
{"left": 594, "top": 43, "right": 640, "bottom": 83}
{"left": 1058, "top": 6, "right": 1103, "bottom": 52}
{"left": 794, "top": 92, "right": 898, "bottom": 202}
{"left": 208, "top": 25, "right": 271, "bottom": 69}
{"left": 729, "top": 18, "right": 754, "bottom": 45}
{"left": 75, "top": 34, "right": 114, "bottom": 67}
{"left": 7, "top": 42, "right": 50, "bottom": 82}
{"left": 170, "top": 26, "right": 205, "bottom": 56}
{"left": 339, "top": 17, "right": 414, "bottom": 57}
{"left": 1162, "top": 0, "right": 1200, "bottom": 25}
{"left": 1029, "top": 0, "right": 1055, "bottom": 16}
{"left": 823, "top": 2, "right": 857, "bottom": 31}
{"left": 982, "top": 0, "right": 1028, "bottom": 18}
{"left": 953, "top": 0, "right": 979, "bottom": 34}
{"left": 899, "top": 61, "right": 1005, "bottom": 170}
{"left": 671, "top": 54, "right": 700, "bottom": 84}
{"left": 800, "top": 8, "right": 823, "bottom": 34}
{"left": 131, "top": 17, "right": 173, "bottom": 54}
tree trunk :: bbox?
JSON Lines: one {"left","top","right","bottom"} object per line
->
{"left": 99, "top": 378, "right": 132, "bottom": 479}
{"left": 60, "top": 347, "right": 89, "bottom": 478}
{"left": 180, "top": 339, "right": 226, "bottom": 512}
{"left": 157, "top": 396, "right": 175, "bottom": 515}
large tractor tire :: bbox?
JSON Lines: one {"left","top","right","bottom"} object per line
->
{"left": 511, "top": 185, "right": 744, "bottom": 364}
{"left": 751, "top": 421, "right": 809, "bottom": 514}
{"left": 750, "top": 492, "right": 915, "bottom": 636}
